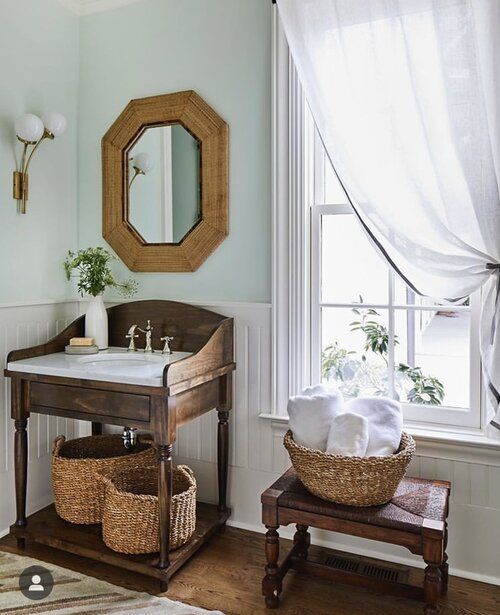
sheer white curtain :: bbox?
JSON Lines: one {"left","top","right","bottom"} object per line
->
{"left": 277, "top": 0, "right": 500, "bottom": 432}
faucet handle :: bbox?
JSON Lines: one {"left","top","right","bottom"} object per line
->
{"left": 160, "top": 336, "right": 174, "bottom": 355}
{"left": 125, "top": 331, "right": 139, "bottom": 351}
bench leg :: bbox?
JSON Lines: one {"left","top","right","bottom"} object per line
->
{"left": 424, "top": 564, "right": 442, "bottom": 614}
{"left": 294, "top": 524, "right": 310, "bottom": 560}
{"left": 440, "top": 523, "right": 449, "bottom": 595}
{"left": 263, "top": 525, "right": 281, "bottom": 609}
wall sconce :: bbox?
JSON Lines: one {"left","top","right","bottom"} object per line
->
{"left": 129, "top": 152, "right": 154, "bottom": 188}
{"left": 13, "top": 112, "right": 67, "bottom": 214}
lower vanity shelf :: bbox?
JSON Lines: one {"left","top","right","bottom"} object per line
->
{"left": 11, "top": 503, "right": 230, "bottom": 584}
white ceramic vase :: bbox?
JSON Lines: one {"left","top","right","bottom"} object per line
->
{"left": 85, "top": 294, "right": 108, "bottom": 350}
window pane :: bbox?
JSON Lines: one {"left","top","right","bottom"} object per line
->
{"left": 322, "top": 214, "right": 389, "bottom": 304}
{"left": 394, "top": 309, "right": 470, "bottom": 408}
{"left": 313, "top": 124, "right": 347, "bottom": 205}
{"left": 322, "top": 307, "right": 390, "bottom": 398}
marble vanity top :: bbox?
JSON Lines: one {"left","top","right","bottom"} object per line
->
{"left": 7, "top": 347, "right": 192, "bottom": 387}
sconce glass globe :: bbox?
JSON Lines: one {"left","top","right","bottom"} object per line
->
{"left": 15, "top": 114, "right": 44, "bottom": 143}
{"left": 42, "top": 112, "right": 67, "bottom": 138}
{"left": 132, "top": 152, "right": 154, "bottom": 174}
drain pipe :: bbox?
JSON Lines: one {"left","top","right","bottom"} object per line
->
{"left": 122, "top": 426, "right": 137, "bottom": 450}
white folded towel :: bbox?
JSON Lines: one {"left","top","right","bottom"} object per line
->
{"left": 345, "top": 396, "right": 403, "bottom": 456}
{"left": 326, "top": 412, "right": 369, "bottom": 456}
{"left": 288, "top": 389, "right": 344, "bottom": 452}
{"left": 301, "top": 383, "right": 339, "bottom": 397}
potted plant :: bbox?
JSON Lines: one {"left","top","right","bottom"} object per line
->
{"left": 64, "top": 247, "right": 138, "bottom": 349}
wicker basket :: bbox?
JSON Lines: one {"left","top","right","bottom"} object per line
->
{"left": 101, "top": 464, "right": 197, "bottom": 554}
{"left": 52, "top": 434, "right": 156, "bottom": 525}
{"left": 284, "top": 430, "right": 415, "bottom": 507}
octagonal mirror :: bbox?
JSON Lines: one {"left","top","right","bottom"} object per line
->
{"left": 128, "top": 124, "right": 201, "bottom": 244}
{"left": 102, "top": 91, "right": 228, "bottom": 272}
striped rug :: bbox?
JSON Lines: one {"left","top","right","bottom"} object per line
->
{"left": 0, "top": 551, "right": 223, "bottom": 614}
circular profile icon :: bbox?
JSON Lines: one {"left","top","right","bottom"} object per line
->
{"left": 19, "top": 565, "right": 54, "bottom": 600}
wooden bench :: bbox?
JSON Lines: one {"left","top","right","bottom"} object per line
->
{"left": 261, "top": 468, "right": 450, "bottom": 614}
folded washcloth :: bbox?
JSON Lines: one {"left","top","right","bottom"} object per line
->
{"left": 345, "top": 396, "right": 403, "bottom": 456}
{"left": 326, "top": 412, "right": 369, "bottom": 456}
{"left": 288, "top": 389, "right": 344, "bottom": 452}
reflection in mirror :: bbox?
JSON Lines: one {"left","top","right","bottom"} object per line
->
{"left": 128, "top": 124, "right": 201, "bottom": 244}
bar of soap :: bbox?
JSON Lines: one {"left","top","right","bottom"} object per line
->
{"left": 69, "top": 337, "right": 95, "bottom": 346}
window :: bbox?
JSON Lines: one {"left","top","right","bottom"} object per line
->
{"left": 309, "top": 122, "right": 482, "bottom": 430}
{"left": 271, "top": 10, "right": 482, "bottom": 431}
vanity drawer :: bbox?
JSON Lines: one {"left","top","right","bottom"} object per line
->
{"left": 29, "top": 382, "right": 150, "bottom": 422}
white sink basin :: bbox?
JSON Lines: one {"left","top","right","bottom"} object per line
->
{"left": 7, "top": 348, "right": 192, "bottom": 387}
{"left": 76, "top": 352, "right": 168, "bottom": 380}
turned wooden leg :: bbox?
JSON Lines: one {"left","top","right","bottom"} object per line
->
{"left": 262, "top": 525, "right": 281, "bottom": 609}
{"left": 440, "top": 523, "right": 449, "bottom": 595}
{"left": 217, "top": 410, "right": 229, "bottom": 513}
{"left": 157, "top": 444, "right": 173, "bottom": 570}
{"left": 160, "top": 580, "right": 169, "bottom": 593}
{"left": 91, "top": 422, "right": 103, "bottom": 436}
{"left": 14, "top": 419, "right": 28, "bottom": 532}
{"left": 294, "top": 524, "right": 310, "bottom": 560}
{"left": 424, "top": 564, "right": 442, "bottom": 614}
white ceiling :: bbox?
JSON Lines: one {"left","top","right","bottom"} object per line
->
{"left": 57, "top": 0, "right": 146, "bottom": 16}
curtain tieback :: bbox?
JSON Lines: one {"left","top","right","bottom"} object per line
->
{"left": 487, "top": 264, "right": 500, "bottom": 343}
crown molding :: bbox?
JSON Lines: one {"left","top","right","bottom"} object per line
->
{"left": 57, "top": 0, "right": 147, "bottom": 16}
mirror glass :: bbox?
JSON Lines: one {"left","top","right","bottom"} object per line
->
{"left": 127, "top": 124, "right": 201, "bottom": 244}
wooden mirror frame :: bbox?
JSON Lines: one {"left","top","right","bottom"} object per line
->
{"left": 102, "top": 91, "right": 228, "bottom": 272}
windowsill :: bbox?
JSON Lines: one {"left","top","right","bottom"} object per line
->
{"left": 258, "top": 413, "right": 500, "bottom": 465}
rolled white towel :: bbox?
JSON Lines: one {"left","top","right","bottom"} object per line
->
{"left": 301, "top": 383, "right": 341, "bottom": 397}
{"left": 326, "top": 412, "right": 369, "bottom": 456}
{"left": 288, "top": 390, "right": 344, "bottom": 452}
{"left": 345, "top": 396, "right": 403, "bottom": 456}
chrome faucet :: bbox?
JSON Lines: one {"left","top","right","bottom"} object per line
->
{"left": 137, "top": 320, "right": 153, "bottom": 353}
{"left": 125, "top": 321, "right": 153, "bottom": 352}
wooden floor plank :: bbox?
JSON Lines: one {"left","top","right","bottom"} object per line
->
{"left": 1, "top": 526, "right": 499, "bottom": 615}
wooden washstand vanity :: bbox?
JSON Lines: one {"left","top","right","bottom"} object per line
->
{"left": 4, "top": 300, "right": 235, "bottom": 590}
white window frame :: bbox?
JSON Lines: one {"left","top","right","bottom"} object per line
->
{"left": 310, "top": 202, "right": 482, "bottom": 430}
{"left": 270, "top": 7, "right": 483, "bottom": 434}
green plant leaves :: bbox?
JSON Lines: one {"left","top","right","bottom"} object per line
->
{"left": 64, "top": 247, "right": 138, "bottom": 298}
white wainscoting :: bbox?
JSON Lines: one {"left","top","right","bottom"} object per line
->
{"left": 1, "top": 299, "right": 499, "bottom": 585}
{"left": 0, "top": 301, "right": 79, "bottom": 537}
{"left": 174, "top": 301, "right": 500, "bottom": 586}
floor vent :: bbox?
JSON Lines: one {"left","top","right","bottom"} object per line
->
{"left": 360, "top": 563, "right": 400, "bottom": 583}
{"left": 324, "top": 556, "right": 360, "bottom": 574}
{"left": 324, "top": 556, "right": 401, "bottom": 584}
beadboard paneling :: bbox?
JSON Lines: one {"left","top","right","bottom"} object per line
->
{"left": 0, "top": 301, "right": 79, "bottom": 535}
{"left": 3, "top": 299, "right": 498, "bottom": 583}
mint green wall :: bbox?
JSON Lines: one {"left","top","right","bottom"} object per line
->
{"left": 78, "top": 0, "right": 271, "bottom": 302}
{"left": 0, "top": 0, "right": 79, "bottom": 303}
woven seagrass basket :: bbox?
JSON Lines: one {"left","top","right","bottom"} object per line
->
{"left": 52, "top": 434, "right": 155, "bottom": 524}
{"left": 101, "top": 464, "right": 197, "bottom": 554}
{"left": 284, "top": 430, "right": 415, "bottom": 507}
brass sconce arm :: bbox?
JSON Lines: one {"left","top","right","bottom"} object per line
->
{"left": 128, "top": 166, "right": 145, "bottom": 189}
{"left": 13, "top": 112, "right": 66, "bottom": 214}
{"left": 13, "top": 130, "right": 54, "bottom": 214}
